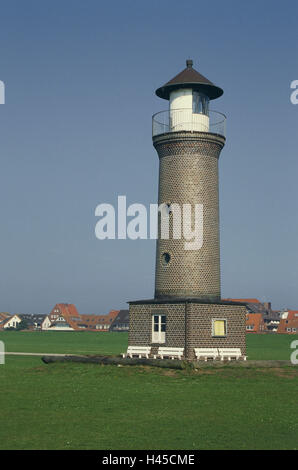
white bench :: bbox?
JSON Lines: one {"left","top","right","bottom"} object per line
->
{"left": 194, "top": 348, "right": 219, "bottom": 361}
{"left": 122, "top": 346, "right": 151, "bottom": 359}
{"left": 154, "top": 347, "right": 184, "bottom": 360}
{"left": 218, "top": 348, "right": 246, "bottom": 361}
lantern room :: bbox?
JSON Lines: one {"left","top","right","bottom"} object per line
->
{"left": 153, "top": 59, "right": 225, "bottom": 136}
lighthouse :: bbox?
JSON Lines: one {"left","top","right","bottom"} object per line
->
{"left": 128, "top": 60, "right": 246, "bottom": 361}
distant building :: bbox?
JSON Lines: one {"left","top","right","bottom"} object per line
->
{"left": 18, "top": 314, "right": 46, "bottom": 330}
{"left": 0, "top": 312, "right": 10, "bottom": 320}
{"left": 0, "top": 312, "right": 11, "bottom": 329}
{"left": 72, "top": 310, "right": 119, "bottom": 331}
{"left": 246, "top": 313, "right": 266, "bottom": 333}
{"left": 42, "top": 304, "right": 119, "bottom": 332}
{"left": 224, "top": 298, "right": 271, "bottom": 314}
{"left": 262, "top": 312, "right": 281, "bottom": 332}
{"left": 42, "top": 315, "right": 52, "bottom": 330}
{"left": 224, "top": 298, "right": 281, "bottom": 332}
{"left": 42, "top": 303, "right": 80, "bottom": 331}
{"left": 277, "top": 310, "right": 298, "bottom": 334}
{"left": 0, "top": 314, "right": 22, "bottom": 329}
{"left": 0, "top": 312, "right": 46, "bottom": 330}
{"left": 110, "top": 310, "right": 129, "bottom": 331}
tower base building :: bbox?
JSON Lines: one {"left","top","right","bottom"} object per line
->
{"left": 128, "top": 60, "right": 246, "bottom": 360}
{"left": 129, "top": 300, "right": 246, "bottom": 361}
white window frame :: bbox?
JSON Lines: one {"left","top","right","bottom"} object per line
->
{"left": 152, "top": 314, "right": 166, "bottom": 344}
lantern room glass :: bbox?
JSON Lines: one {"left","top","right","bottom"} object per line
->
{"left": 192, "top": 91, "right": 209, "bottom": 116}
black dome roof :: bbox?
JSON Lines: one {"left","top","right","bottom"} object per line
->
{"left": 155, "top": 60, "right": 223, "bottom": 101}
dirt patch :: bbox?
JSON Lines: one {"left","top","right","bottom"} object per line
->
{"left": 259, "top": 367, "right": 298, "bottom": 379}
{"left": 194, "top": 368, "right": 217, "bottom": 375}
{"left": 159, "top": 369, "right": 179, "bottom": 377}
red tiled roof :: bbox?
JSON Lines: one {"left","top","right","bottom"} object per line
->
{"left": 287, "top": 311, "right": 298, "bottom": 321}
{"left": 0, "top": 314, "right": 22, "bottom": 328}
{"left": 246, "top": 313, "right": 265, "bottom": 333}
{"left": 224, "top": 298, "right": 261, "bottom": 304}
{"left": 0, "top": 313, "right": 11, "bottom": 329}
{"left": 74, "top": 310, "right": 120, "bottom": 331}
{"left": 48, "top": 304, "right": 120, "bottom": 331}
{"left": 277, "top": 315, "right": 298, "bottom": 334}
{"left": 0, "top": 312, "right": 10, "bottom": 322}
{"left": 49, "top": 303, "right": 80, "bottom": 329}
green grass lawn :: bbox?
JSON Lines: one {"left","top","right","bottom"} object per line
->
{"left": 0, "top": 332, "right": 297, "bottom": 450}
{"left": 0, "top": 330, "right": 127, "bottom": 355}
{"left": 246, "top": 333, "right": 298, "bottom": 360}
{"left": 0, "top": 330, "right": 297, "bottom": 360}
{"left": 0, "top": 355, "right": 297, "bottom": 450}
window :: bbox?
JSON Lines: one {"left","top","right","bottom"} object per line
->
{"left": 152, "top": 314, "right": 166, "bottom": 343}
{"left": 160, "top": 203, "right": 172, "bottom": 216}
{"left": 192, "top": 91, "right": 209, "bottom": 115}
{"left": 212, "top": 319, "right": 227, "bottom": 337}
{"left": 161, "top": 252, "right": 171, "bottom": 266}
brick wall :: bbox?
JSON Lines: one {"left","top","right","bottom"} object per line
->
{"left": 129, "top": 303, "right": 186, "bottom": 356}
{"left": 153, "top": 131, "right": 225, "bottom": 301}
{"left": 185, "top": 303, "right": 246, "bottom": 360}
{"left": 129, "top": 301, "right": 246, "bottom": 360}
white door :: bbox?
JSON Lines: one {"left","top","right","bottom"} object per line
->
{"left": 152, "top": 314, "right": 166, "bottom": 343}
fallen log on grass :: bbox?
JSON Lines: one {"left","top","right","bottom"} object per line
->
{"left": 41, "top": 355, "right": 296, "bottom": 369}
{"left": 41, "top": 354, "right": 186, "bottom": 369}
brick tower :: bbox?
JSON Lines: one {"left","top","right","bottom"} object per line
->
{"left": 128, "top": 60, "right": 246, "bottom": 360}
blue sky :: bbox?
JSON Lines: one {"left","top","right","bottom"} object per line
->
{"left": 0, "top": 0, "right": 297, "bottom": 314}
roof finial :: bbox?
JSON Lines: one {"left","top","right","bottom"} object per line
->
{"left": 186, "top": 59, "right": 193, "bottom": 68}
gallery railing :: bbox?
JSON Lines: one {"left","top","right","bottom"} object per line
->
{"left": 152, "top": 109, "right": 226, "bottom": 138}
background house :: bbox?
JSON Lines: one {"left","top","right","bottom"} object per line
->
{"left": 42, "top": 304, "right": 120, "bottom": 332}
{"left": 0, "top": 313, "right": 11, "bottom": 330}
{"left": 225, "top": 298, "right": 282, "bottom": 333}
{"left": 72, "top": 310, "right": 119, "bottom": 331}
{"left": 246, "top": 313, "right": 266, "bottom": 333}
{"left": 42, "top": 304, "right": 80, "bottom": 330}
{"left": 224, "top": 298, "right": 271, "bottom": 314}
{"left": 0, "top": 314, "right": 22, "bottom": 329}
{"left": 42, "top": 315, "right": 52, "bottom": 330}
{"left": 18, "top": 314, "right": 46, "bottom": 330}
{"left": 110, "top": 310, "right": 129, "bottom": 331}
{"left": 277, "top": 310, "right": 298, "bottom": 334}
